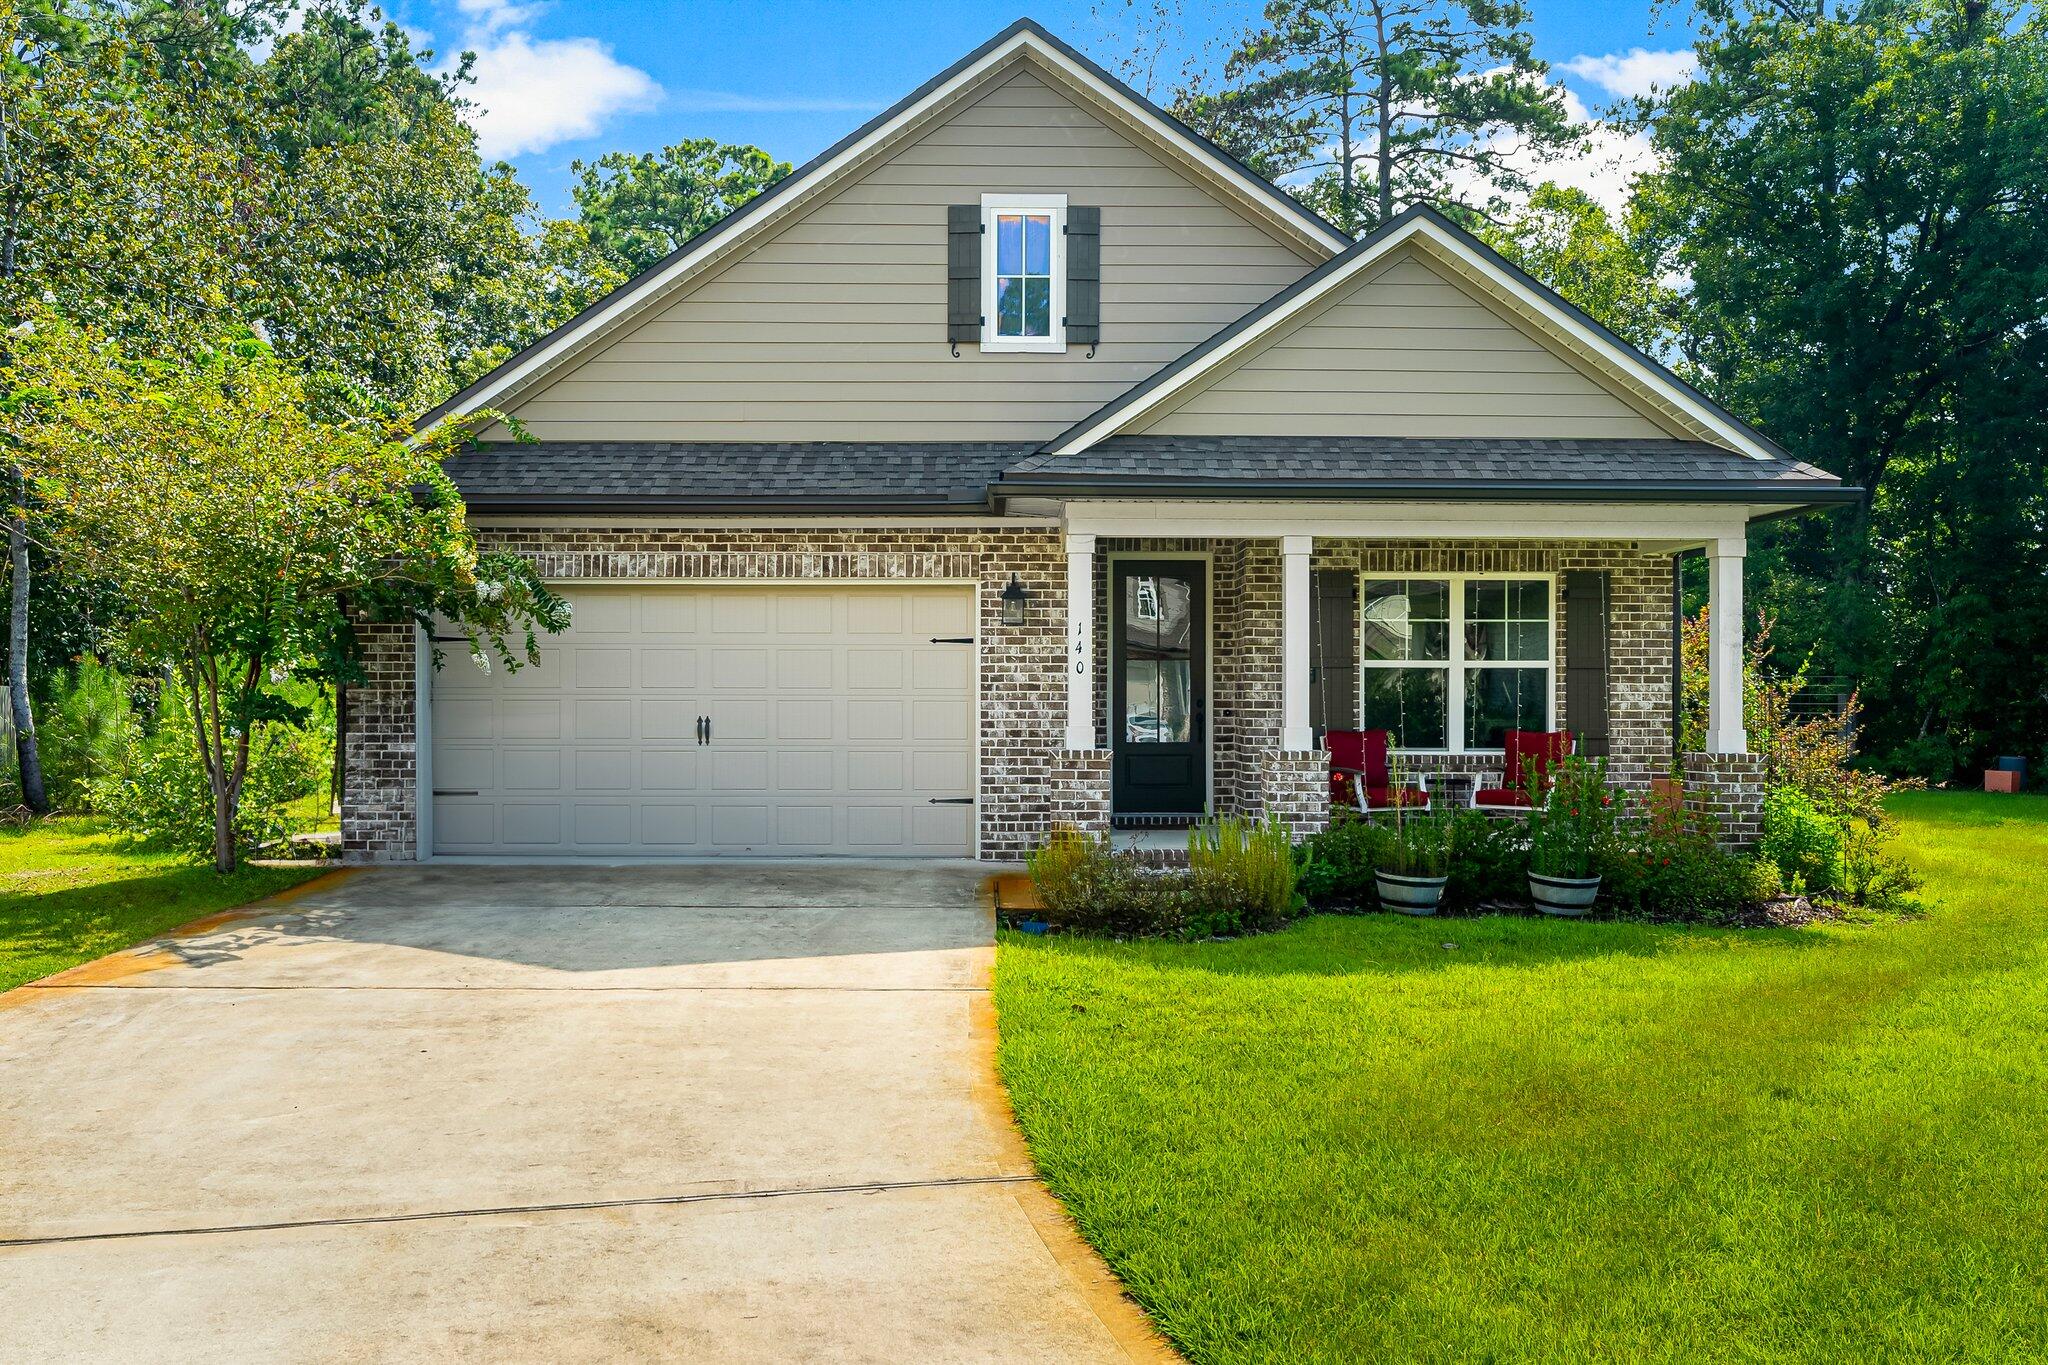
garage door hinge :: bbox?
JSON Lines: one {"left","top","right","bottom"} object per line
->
{"left": 928, "top": 636, "right": 972, "bottom": 644}
{"left": 928, "top": 797, "right": 975, "bottom": 805}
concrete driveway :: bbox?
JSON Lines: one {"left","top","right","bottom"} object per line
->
{"left": 0, "top": 864, "right": 1164, "bottom": 1362}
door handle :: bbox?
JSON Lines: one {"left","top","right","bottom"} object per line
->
{"left": 704, "top": 715, "right": 712, "bottom": 745}
{"left": 696, "top": 716, "right": 707, "bottom": 745}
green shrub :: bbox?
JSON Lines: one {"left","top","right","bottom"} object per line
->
{"left": 1597, "top": 815, "right": 1765, "bottom": 925}
{"left": 35, "top": 658, "right": 143, "bottom": 810}
{"left": 1297, "top": 814, "right": 1395, "bottom": 907}
{"left": 1188, "top": 815, "right": 1299, "bottom": 926}
{"left": 1442, "top": 810, "right": 1530, "bottom": 911}
{"left": 1527, "top": 755, "right": 1619, "bottom": 878}
{"left": 1759, "top": 787, "right": 1843, "bottom": 894}
{"left": 90, "top": 713, "right": 323, "bottom": 860}
{"left": 1839, "top": 820, "right": 1920, "bottom": 908}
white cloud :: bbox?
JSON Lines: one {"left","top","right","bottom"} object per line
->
{"left": 1513, "top": 86, "right": 1662, "bottom": 215}
{"left": 1560, "top": 48, "right": 1697, "bottom": 100}
{"left": 451, "top": 10, "right": 661, "bottom": 160}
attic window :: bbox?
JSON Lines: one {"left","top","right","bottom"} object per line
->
{"left": 981, "top": 193, "right": 1065, "bottom": 352}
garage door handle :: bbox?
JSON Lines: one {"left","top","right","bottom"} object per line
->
{"left": 433, "top": 790, "right": 479, "bottom": 797}
{"left": 928, "top": 797, "right": 975, "bottom": 805}
{"left": 929, "top": 636, "right": 972, "bottom": 644}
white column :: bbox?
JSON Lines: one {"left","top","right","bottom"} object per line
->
{"left": 1281, "top": 534, "right": 1314, "bottom": 752}
{"left": 1064, "top": 532, "right": 1097, "bottom": 751}
{"left": 1707, "top": 533, "right": 1748, "bottom": 754}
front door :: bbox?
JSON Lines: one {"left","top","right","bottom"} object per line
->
{"left": 1111, "top": 560, "right": 1207, "bottom": 818}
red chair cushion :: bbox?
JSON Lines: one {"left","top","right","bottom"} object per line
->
{"left": 1502, "top": 729, "right": 1572, "bottom": 797}
{"left": 1473, "top": 786, "right": 1532, "bottom": 808}
{"left": 1327, "top": 729, "right": 1398, "bottom": 808}
{"left": 1363, "top": 784, "right": 1428, "bottom": 809}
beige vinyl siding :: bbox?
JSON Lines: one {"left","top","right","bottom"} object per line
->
{"left": 502, "top": 61, "right": 1320, "bottom": 442}
{"left": 1134, "top": 250, "right": 1679, "bottom": 440}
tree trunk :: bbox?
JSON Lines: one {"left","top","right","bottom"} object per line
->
{"left": 212, "top": 773, "right": 236, "bottom": 874}
{"left": 1372, "top": 7, "right": 1394, "bottom": 226}
{"left": 8, "top": 508, "right": 45, "bottom": 813}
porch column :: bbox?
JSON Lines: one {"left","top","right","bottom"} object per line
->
{"left": 1064, "top": 532, "right": 1097, "bottom": 750}
{"left": 1281, "top": 534, "right": 1314, "bottom": 752}
{"left": 1707, "top": 532, "right": 1748, "bottom": 754}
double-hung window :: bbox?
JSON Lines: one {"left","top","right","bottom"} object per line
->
{"left": 981, "top": 193, "right": 1065, "bottom": 352}
{"left": 1359, "top": 575, "right": 1554, "bottom": 751}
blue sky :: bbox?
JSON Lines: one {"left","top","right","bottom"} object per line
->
{"left": 383, "top": 1, "right": 1708, "bottom": 216}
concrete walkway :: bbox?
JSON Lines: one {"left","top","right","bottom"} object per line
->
{"left": 0, "top": 865, "right": 1167, "bottom": 1362}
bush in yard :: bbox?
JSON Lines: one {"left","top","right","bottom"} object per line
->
{"left": 1598, "top": 809, "right": 1767, "bottom": 925}
{"left": 1759, "top": 787, "right": 1844, "bottom": 894}
{"left": 92, "top": 709, "right": 323, "bottom": 858}
{"left": 1526, "top": 755, "right": 1618, "bottom": 879}
{"left": 2, "top": 657, "right": 142, "bottom": 811}
{"left": 1188, "top": 815, "right": 1300, "bottom": 928}
{"left": 1441, "top": 810, "right": 1530, "bottom": 911}
{"left": 1296, "top": 813, "right": 1396, "bottom": 907}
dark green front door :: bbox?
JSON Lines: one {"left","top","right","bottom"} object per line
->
{"left": 1111, "top": 560, "right": 1207, "bottom": 818}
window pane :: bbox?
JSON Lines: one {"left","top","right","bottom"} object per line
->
{"left": 1510, "top": 579, "right": 1550, "bottom": 621}
{"left": 1464, "top": 620, "right": 1505, "bottom": 661}
{"left": 1023, "top": 276, "right": 1051, "bottom": 336}
{"left": 1410, "top": 580, "right": 1450, "bottom": 621}
{"left": 1362, "top": 668, "right": 1448, "bottom": 749}
{"left": 996, "top": 216, "right": 1021, "bottom": 275}
{"left": 1414, "top": 621, "right": 1449, "bottom": 662}
{"left": 1508, "top": 622, "right": 1549, "bottom": 661}
{"left": 996, "top": 277, "right": 1023, "bottom": 335}
{"left": 1465, "top": 579, "right": 1507, "bottom": 622}
{"left": 1125, "top": 658, "right": 1192, "bottom": 743}
{"left": 1024, "top": 215, "right": 1051, "bottom": 273}
{"left": 1465, "top": 667, "right": 1547, "bottom": 749}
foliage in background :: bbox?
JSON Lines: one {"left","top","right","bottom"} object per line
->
{"left": 1479, "top": 184, "right": 1678, "bottom": 355}
{"left": 1, "top": 320, "right": 568, "bottom": 869}
{"left": 11, "top": 657, "right": 141, "bottom": 810}
{"left": 569, "top": 139, "right": 793, "bottom": 278}
{"left": 1680, "top": 608, "right": 1914, "bottom": 823}
{"left": 1175, "top": 0, "right": 1581, "bottom": 232}
{"left": 90, "top": 701, "right": 322, "bottom": 859}
{"left": 1637, "top": 0, "right": 2048, "bottom": 778}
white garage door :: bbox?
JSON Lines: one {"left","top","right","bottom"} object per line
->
{"left": 429, "top": 585, "right": 976, "bottom": 857}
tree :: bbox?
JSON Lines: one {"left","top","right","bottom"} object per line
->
{"left": 1, "top": 320, "right": 568, "bottom": 870}
{"left": 1177, "top": 0, "right": 1580, "bottom": 233}
{"left": 1635, "top": 0, "right": 2048, "bottom": 775}
{"left": 1480, "top": 183, "right": 1678, "bottom": 356}
{"left": 570, "top": 139, "right": 792, "bottom": 277}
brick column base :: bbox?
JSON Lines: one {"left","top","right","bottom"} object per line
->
{"left": 1256, "top": 750, "right": 1330, "bottom": 840}
{"left": 1046, "top": 749, "right": 1112, "bottom": 843}
{"left": 1680, "top": 752, "right": 1766, "bottom": 849}
{"left": 341, "top": 622, "right": 418, "bottom": 864}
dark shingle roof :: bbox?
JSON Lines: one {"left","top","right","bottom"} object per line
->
{"left": 445, "top": 441, "right": 1034, "bottom": 510}
{"left": 997, "top": 436, "right": 1849, "bottom": 503}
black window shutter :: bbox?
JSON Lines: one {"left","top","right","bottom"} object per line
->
{"left": 1309, "top": 569, "right": 1358, "bottom": 738}
{"left": 947, "top": 204, "right": 980, "bottom": 345}
{"left": 1562, "top": 570, "right": 1611, "bottom": 757}
{"left": 1065, "top": 206, "right": 1101, "bottom": 347}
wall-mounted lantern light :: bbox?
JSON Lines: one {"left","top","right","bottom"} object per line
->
{"left": 1000, "top": 572, "right": 1032, "bottom": 627}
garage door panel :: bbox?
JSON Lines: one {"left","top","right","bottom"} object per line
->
{"left": 573, "top": 698, "right": 634, "bottom": 741}
{"left": 431, "top": 586, "right": 972, "bottom": 857}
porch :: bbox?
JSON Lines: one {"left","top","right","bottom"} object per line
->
{"left": 1048, "top": 501, "right": 1761, "bottom": 842}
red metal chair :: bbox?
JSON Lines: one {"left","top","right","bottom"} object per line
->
{"left": 1327, "top": 728, "right": 1428, "bottom": 812}
{"left": 1473, "top": 729, "right": 1574, "bottom": 809}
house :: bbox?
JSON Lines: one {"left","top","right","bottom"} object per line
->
{"left": 340, "top": 19, "right": 1853, "bottom": 863}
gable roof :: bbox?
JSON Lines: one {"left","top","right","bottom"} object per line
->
{"left": 418, "top": 18, "right": 1350, "bottom": 434}
{"left": 1036, "top": 204, "right": 1796, "bottom": 464}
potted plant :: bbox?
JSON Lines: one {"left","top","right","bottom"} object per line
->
{"left": 1374, "top": 757, "right": 1455, "bottom": 914}
{"left": 1525, "top": 755, "right": 1617, "bottom": 916}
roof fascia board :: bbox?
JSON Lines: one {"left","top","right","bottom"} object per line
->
{"left": 1045, "top": 206, "right": 1789, "bottom": 464}
{"left": 993, "top": 476, "right": 1858, "bottom": 505}
{"left": 417, "top": 21, "right": 1347, "bottom": 434}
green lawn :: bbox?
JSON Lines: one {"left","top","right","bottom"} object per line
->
{"left": 0, "top": 816, "right": 328, "bottom": 993}
{"left": 995, "top": 791, "right": 2048, "bottom": 1363}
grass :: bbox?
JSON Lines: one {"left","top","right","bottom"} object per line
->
{"left": 995, "top": 791, "right": 2048, "bottom": 1363}
{"left": 0, "top": 815, "right": 328, "bottom": 993}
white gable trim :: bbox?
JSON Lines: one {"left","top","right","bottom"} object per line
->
{"left": 1047, "top": 211, "right": 1785, "bottom": 463}
{"left": 419, "top": 22, "right": 1348, "bottom": 435}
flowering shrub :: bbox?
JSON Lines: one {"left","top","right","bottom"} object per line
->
{"left": 1598, "top": 805, "right": 1769, "bottom": 924}
{"left": 1526, "top": 755, "right": 1617, "bottom": 878}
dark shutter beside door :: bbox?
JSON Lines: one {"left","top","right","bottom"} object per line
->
{"left": 1562, "top": 570, "right": 1611, "bottom": 757}
{"left": 946, "top": 204, "right": 980, "bottom": 345}
{"left": 1309, "top": 569, "right": 1358, "bottom": 738}
{"left": 1065, "top": 206, "right": 1101, "bottom": 348}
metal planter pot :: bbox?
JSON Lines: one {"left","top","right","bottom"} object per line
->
{"left": 1529, "top": 871, "right": 1602, "bottom": 917}
{"left": 1375, "top": 870, "right": 1449, "bottom": 916}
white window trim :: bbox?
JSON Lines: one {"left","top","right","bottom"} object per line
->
{"left": 1356, "top": 572, "right": 1557, "bottom": 755}
{"left": 980, "top": 192, "right": 1067, "bottom": 353}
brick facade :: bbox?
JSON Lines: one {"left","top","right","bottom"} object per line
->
{"left": 1680, "top": 751, "right": 1766, "bottom": 848}
{"left": 341, "top": 524, "right": 1698, "bottom": 864}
